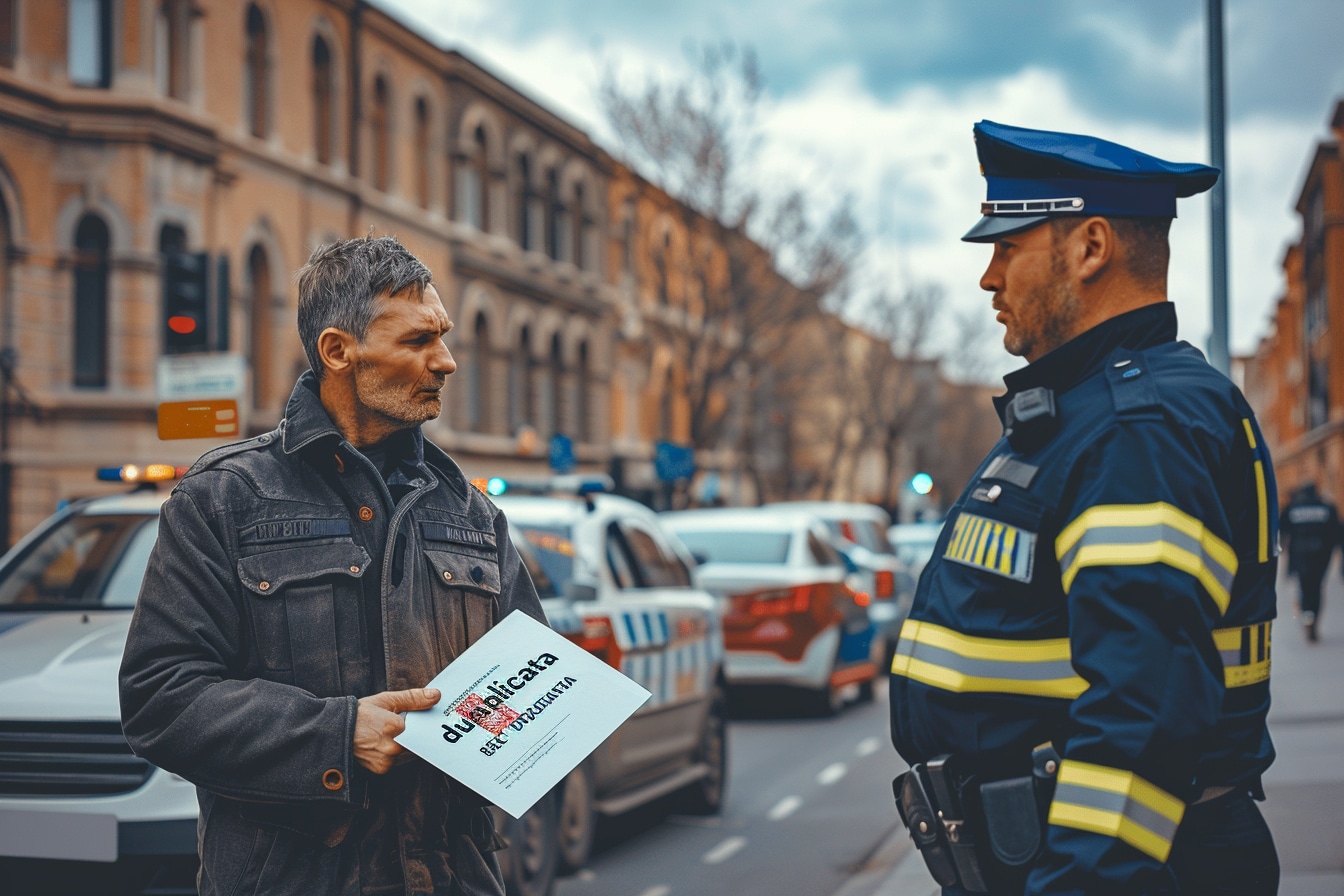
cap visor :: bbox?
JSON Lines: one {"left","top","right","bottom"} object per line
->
{"left": 961, "top": 214, "right": 1050, "bottom": 243}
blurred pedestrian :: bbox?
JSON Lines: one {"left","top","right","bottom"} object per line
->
{"left": 120, "top": 236, "right": 546, "bottom": 896}
{"left": 888, "top": 121, "right": 1279, "bottom": 895}
{"left": 1279, "top": 481, "right": 1340, "bottom": 642}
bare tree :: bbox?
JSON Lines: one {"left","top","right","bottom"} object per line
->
{"left": 599, "top": 42, "right": 863, "bottom": 483}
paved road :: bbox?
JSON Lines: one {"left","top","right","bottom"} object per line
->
{"left": 555, "top": 683, "right": 904, "bottom": 896}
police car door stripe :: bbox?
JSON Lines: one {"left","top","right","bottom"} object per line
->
{"left": 890, "top": 619, "right": 1086, "bottom": 699}
{"left": 1048, "top": 760, "right": 1184, "bottom": 863}
{"left": 944, "top": 512, "right": 1035, "bottom": 583}
{"left": 1056, "top": 503, "right": 1237, "bottom": 614}
{"left": 1214, "top": 621, "right": 1271, "bottom": 688}
{"left": 1243, "top": 419, "right": 1270, "bottom": 563}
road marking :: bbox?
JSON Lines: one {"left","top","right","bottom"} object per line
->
{"left": 636, "top": 887, "right": 670, "bottom": 896}
{"left": 767, "top": 795, "right": 803, "bottom": 820}
{"left": 817, "top": 762, "right": 848, "bottom": 785}
{"left": 857, "top": 736, "right": 881, "bottom": 757}
{"left": 702, "top": 835, "right": 748, "bottom": 864}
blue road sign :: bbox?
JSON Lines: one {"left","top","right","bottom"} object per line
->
{"left": 549, "top": 434, "right": 576, "bottom": 473}
{"left": 655, "top": 441, "right": 696, "bottom": 482}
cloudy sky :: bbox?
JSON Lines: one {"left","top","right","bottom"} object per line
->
{"left": 379, "top": 0, "right": 1344, "bottom": 378}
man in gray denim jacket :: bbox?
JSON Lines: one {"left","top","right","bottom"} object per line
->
{"left": 119, "top": 236, "right": 545, "bottom": 896}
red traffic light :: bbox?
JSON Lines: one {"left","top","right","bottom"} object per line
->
{"left": 167, "top": 315, "right": 198, "bottom": 335}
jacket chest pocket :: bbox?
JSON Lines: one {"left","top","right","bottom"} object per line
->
{"left": 237, "top": 542, "right": 371, "bottom": 695}
{"left": 423, "top": 548, "right": 501, "bottom": 664}
{"left": 941, "top": 480, "right": 1050, "bottom": 597}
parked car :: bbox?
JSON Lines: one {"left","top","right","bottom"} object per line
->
{"left": 494, "top": 488, "right": 728, "bottom": 882}
{"left": 888, "top": 520, "right": 945, "bottom": 583}
{"left": 768, "top": 501, "right": 915, "bottom": 661}
{"left": 0, "top": 469, "right": 725, "bottom": 896}
{"left": 660, "top": 507, "right": 880, "bottom": 715}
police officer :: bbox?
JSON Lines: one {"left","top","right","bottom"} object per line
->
{"left": 889, "top": 122, "right": 1279, "bottom": 895}
{"left": 1279, "top": 482, "right": 1340, "bottom": 642}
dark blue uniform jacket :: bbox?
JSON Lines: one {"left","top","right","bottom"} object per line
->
{"left": 889, "top": 303, "right": 1277, "bottom": 895}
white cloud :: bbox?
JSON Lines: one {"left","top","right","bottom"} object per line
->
{"left": 381, "top": 0, "right": 1328, "bottom": 371}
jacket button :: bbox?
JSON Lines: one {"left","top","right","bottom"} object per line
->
{"left": 322, "top": 769, "right": 344, "bottom": 791}
{"left": 359, "top": 506, "right": 373, "bottom": 521}
{"left": 258, "top": 581, "right": 270, "bottom": 591}
{"left": 471, "top": 566, "right": 484, "bottom": 584}
{"left": 443, "top": 571, "right": 453, "bottom": 581}
{"left": 350, "top": 566, "right": 360, "bottom": 574}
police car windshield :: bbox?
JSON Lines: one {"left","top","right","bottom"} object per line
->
{"left": 514, "top": 525, "right": 575, "bottom": 593}
{"left": 672, "top": 531, "right": 791, "bottom": 565}
{"left": 0, "top": 514, "right": 159, "bottom": 610}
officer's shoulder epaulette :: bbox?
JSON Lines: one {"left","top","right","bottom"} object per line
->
{"left": 1103, "top": 346, "right": 1162, "bottom": 418}
{"left": 181, "top": 430, "right": 279, "bottom": 479}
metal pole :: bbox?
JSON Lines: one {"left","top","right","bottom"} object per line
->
{"left": 1207, "top": 0, "right": 1230, "bottom": 375}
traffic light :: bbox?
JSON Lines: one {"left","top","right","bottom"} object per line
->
{"left": 162, "top": 251, "right": 209, "bottom": 355}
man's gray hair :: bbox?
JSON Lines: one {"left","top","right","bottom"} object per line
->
{"left": 296, "top": 235, "right": 433, "bottom": 380}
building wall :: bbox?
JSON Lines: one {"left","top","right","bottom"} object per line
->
{"left": 1246, "top": 98, "right": 1344, "bottom": 507}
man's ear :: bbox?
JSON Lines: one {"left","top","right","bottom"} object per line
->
{"left": 1076, "top": 217, "right": 1115, "bottom": 283}
{"left": 316, "top": 327, "right": 357, "bottom": 377}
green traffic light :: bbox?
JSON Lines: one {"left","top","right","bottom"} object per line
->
{"left": 911, "top": 473, "right": 934, "bottom": 495}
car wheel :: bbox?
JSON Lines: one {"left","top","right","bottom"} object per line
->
{"left": 680, "top": 680, "right": 729, "bottom": 814}
{"left": 856, "top": 676, "right": 876, "bottom": 704}
{"left": 556, "top": 764, "right": 597, "bottom": 873}
{"left": 494, "top": 790, "right": 559, "bottom": 896}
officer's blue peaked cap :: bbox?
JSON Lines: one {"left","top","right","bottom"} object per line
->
{"left": 962, "top": 120, "right": 1220, "bottom": 242}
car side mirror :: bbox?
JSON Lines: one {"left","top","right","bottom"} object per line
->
{"left": 564, "top": 580, "right": 599, "bottom": 602}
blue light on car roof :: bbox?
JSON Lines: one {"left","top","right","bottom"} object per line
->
{"left": 486, "top": 477, "right": 508, "bottom": 496}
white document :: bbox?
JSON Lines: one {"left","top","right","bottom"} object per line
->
{"left": 395, "top": 609, "right": 651, "bottom": 818}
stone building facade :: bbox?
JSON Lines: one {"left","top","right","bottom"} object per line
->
{"left": 0, "top": 0, "right": 721, "bottom": 544}
{"left": 1244, "top": 98, "right": 1344, "bottom": 504}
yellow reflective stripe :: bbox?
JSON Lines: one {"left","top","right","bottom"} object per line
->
{"left": 1056, "top": 503, "right": 1237, "bottom": 614}
{"left": 1049, "top": 760, "right": 1184, "bottom": 862}
{"left": 1214, "top": 621, "right": 1272, "bottom": 688}
{"left": 1000, "top": 526, "right": 1018, "bottom": 575}
{"left": 1244, "top": 420, "right": 1269, "bottom": 563}
{"left": 890, "top": 619, "right": 1087, "bottom": 699}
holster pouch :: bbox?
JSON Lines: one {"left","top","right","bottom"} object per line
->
{"left": 893, "top": 767, "right": 959, "bottom": 887}
{"left": 975, "top": 743, "right": 1060, "bottom": 871}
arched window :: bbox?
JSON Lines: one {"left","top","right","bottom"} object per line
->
{"left": 510, "top": 325, "right": 532, "bottom": 433}
{"left": 657, "top": 364, "right": 674, "bottom": 442}
{"left": 69, "top": 0, "right": 111, "bottom": 87}
{"left": 311, "top": 35, "right": 334, "bottom": 164}
{"left": 457, "top": 127, "right": 489, "bottom": 229}
{"left": 546, "top": 333, "right": 563, "bottom": 438}
{"left": 414, "top": 97, "right": 431, "bottom": 209}
{"left": 515, "top": 154, "right": 531, "bottom": 250}
{"left": 248, "top": 245, "right": 271, "bottom": 409}
{"left": 655, "top": 231, "right": 671, "bottom": 305}
{"left": 155, "top": 1, "right": 189, "bottom": 99}
{"left": 575, "top": 341, "right": 589, "bottom": 443}
{"left": 371, "top": 75, "right": 390, "bottom": 191}
{"left": 572, "top": 183, "right": 586, "bottom": 270}
{"left": 545, "top": 169, "right": 563, "bottom": 261}
{"left": 244, "top": 4, "right": 269, "bottom": 138}
{"left": 73, "top": 214, "right": 110, "bottom": 388}
{"left": 467, "top": 313, "right": 488, "bottom": 432}
{"left": 0, "top": 0, "right": 16, "bottom": 68}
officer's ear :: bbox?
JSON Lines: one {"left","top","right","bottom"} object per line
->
{"left": 1075, "top": 217, "right": 1116, "bottom": 283}
{"left": 316, "top": 327, "right": 358, "bottom": 378}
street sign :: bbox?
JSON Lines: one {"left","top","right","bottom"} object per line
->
{"left": 654, "top": 441, "right": 696, "bottom": 483}
{"left": 156, "top": 353, "right": 246, "bottom": 401}
{"left": 549, "top": 434, "right": 576, "bottom": 473}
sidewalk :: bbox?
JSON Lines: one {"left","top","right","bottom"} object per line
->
{"left": 849, "top": 564, "right": 1344, "bottom": 896}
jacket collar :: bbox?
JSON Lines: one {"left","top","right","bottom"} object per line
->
{"left": 995, "top": 302, "right": 1177, "bottom": 421}
{"left": 278, "top": 371, "right": 467, "bottom": 498}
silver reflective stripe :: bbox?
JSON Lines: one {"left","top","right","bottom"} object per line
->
{"left": 1058, "top": 522, "right": 1236, "bottom": 596}
{"left": 1052, "top": 781, "right": 1180, "bottom": 846}
{"left": 895, "top": 639, "right": 1077, "bottom": 683}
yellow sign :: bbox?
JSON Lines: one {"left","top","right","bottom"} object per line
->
{"left": 157, "top": 400, "right": 239, "bottom": 440}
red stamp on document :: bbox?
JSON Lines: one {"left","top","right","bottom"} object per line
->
{"left": 455, "top": 693, "right": 519, "bottom": 735}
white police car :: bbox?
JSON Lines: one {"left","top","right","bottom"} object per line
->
{"left": 489, "top": 478, "right": 727, "bottom": 883}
